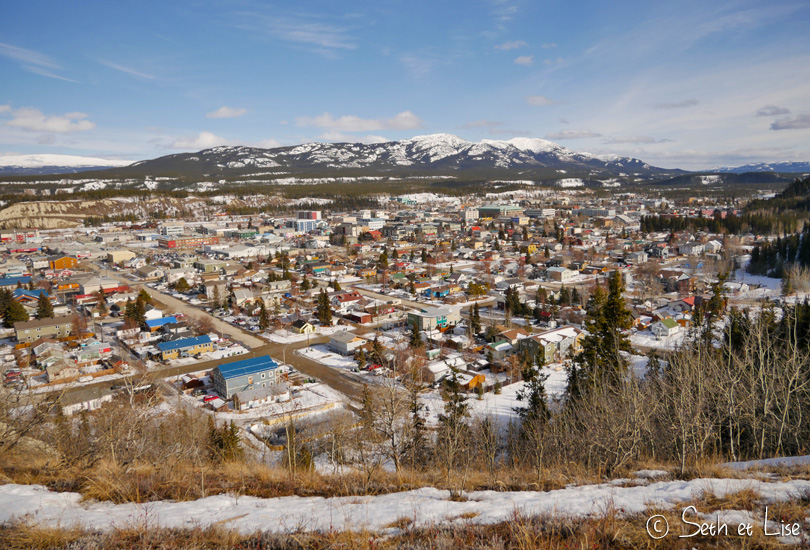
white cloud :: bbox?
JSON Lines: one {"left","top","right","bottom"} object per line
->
{"left": 771, "top": 114, "right": 810, "bottom": 131}
{"left": 206, "top": 106, "right": 248, "bottom": 119}
{"left": 653, "top": 98, "right": 699, "bottom": 109}
{"left": 4, "top": 107, "right": 95, "bottom": 133}
{"left": 296, "top": 111, "right": 422, "bottom": 132}
{"left": 526, "top": 95, "right": 557, "bottom": 106}
{"left": 756, "top": 105, "right": 790, "bottom": 117}
{"left": 256, "top": 138, "right": 282, "bottom": 149}
{"left": 0, "top": 105, "right": 10, "bottom": 114}
{"left": 541, "top": 43, "right": 557, "bottom": 49}
{"left": 545, "top": 130, "right": 601, "bottom": 140}
{"left": 514, "top": 55, "right": 534, "bottom": 66}
{"left": 495, "top": 40, "right": 527, "bottom": 50}
{"left": 99, "top": 60, "right": 155, "bottom": 80}
{"left": 170, "top": 132, "right": 233, "bottom": 149}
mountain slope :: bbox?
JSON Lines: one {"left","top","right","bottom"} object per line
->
{"left": 712, "top": 161, "right": 810, "bottom": 174}
{"left": 0, "top": 154, "right": 133, "bottom": 176}
{"left": 113, "top": 134, "right": 678, "bottom": 181}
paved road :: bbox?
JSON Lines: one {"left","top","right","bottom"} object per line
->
{"left": 51, "top": 331, "right": 368, "bottom": 406}
{"left": 88, "top": 264, "right": 266, "bottom": 349}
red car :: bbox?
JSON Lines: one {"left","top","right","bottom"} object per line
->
{"left": 203, "top": 394, "right": 219, "bottom": 402}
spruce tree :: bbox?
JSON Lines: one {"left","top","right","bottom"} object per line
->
{"left": 36, "top": 293, "right": 54, "bottom": 319}
{"left": 4, "top": 300, "right": 29, "bottom": 328}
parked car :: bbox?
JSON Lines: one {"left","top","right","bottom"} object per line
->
{"left": 203, "top": 394, "right": 219, "bottom": 403}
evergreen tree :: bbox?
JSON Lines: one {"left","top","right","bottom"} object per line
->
{"left": 300, "top": 276, "right": 311, "bottom": 292}
{"left": 4, "top": 300, "right": 29, "bottom": 328}
{"left": 572, "top": 271, "right": 632, "bottom": 393}
{"left": 36, "top": 292, "right": 54, "bottom": 319}
{"left": 470, "top": 302, "right": 482, "bottom": 335}
{"left": 355, "top": 347, "right": 367, "bottom": 369}
{"left": 316, "top": 289, "right": 332, "bottom": 325}
{"left": 175, "top": 277, "right": 191, "bottom": 293}
{"left": 212, "top": 285, "right": 221, "bottom": 310}
{"left": 379, "top": 250, "right": 389, "bottom": 270}
{"left": 258, "top": 300, "right": 270, "bottom": 331}
{"left": 515, "top": 361, "right": 550, "bottom": 423}
{"left": 409, "top": 319, "right": 423, "bottom": 348}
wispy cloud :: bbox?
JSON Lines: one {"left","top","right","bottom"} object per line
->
{"left": 2, "top": 107, "right": 94, "bottom": 132}
{"left": 541, "top": 43, "right": 557, "bottom": 49}
{"left": 545, "top": 130, "right": 601, "bottom": 140}
{"left": 399, "top": 52, "right": 445, "bottom": 79}
{"left": 99, "top": 60, "right": 155, "bottom": 80}
{"left": 0, "top": 42, "right": 75, "bottom": 82}
{"left": 495, "top": 40, "right": 526, "bottom": 50}
{"left": 756, "top": 105, "right": 790, "bottom": 117}
{"left": 771, "top": 114, "right": 810, "bottom": 131}
{"left": 654, "top": 98, "right": 699, "bottom": 110}
{"left": 170, "top": 131, "right": 233, "bottom": 149}
{"left": 514, "top": 55, "right": 534, "bottom": 66}
{"left": 526, "top": 95, "right": 558, "bottom": 106}
{"left": 233, "top": 11, "right": 356, "bottom": 56}
{"left": 296, "top": 111, "right": 422, "bottom": 132}
{"left": 603, "top": 135, "right": 673, "bottom": 144}
{"left": 206, "top": 106, "right": 248, "bottom": 119}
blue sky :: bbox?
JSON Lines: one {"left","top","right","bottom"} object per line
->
{"left": 1, "top": 0, "right": 809, "bottom": 169}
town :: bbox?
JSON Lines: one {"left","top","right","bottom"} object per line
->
{"left": 0, "top": 187, "right": 784, "bottom": 420}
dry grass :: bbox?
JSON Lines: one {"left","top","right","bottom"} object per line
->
{"left": 3, "top": 500, "right": 805, "bottom": 550}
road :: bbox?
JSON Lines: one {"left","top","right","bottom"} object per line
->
{"left": 88, "top": 264, "right": 266, "bottom": 349}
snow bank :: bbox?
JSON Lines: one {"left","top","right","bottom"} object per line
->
{"left": 2, "top": 477, "right": 809, "bottom": 535}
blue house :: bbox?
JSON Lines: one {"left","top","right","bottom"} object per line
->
{"left": 211, "top": 355, "right": 280, "bottom": 399}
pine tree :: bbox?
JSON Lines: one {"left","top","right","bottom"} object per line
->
{"left": 316, "top": 289, "right": 332, "bottom": 325}
{"left": 4, "top": 300, "right": 29, "bottom": 328}
{"left": 470, "top": 302, "right": 481, "bottom": 335}
{"left": 212, "top": 285, "right": 221, "bottom": 310}
{"left": 572, "top": 271, "right": 632, "bottom": 393}
{"left": 300, "top": 276, "right": 311, "bottom": 292}
{"left": 36, "top": 292, "right": 54, "bottom": 319}
{"left": 515, "top": 361, "right": 549, "bottom": 422}
{"left": 258, "top": 300, "right": 270, "bottom": 331}
{"left": 409, "top": 319, "right": 423, "bottom": 348}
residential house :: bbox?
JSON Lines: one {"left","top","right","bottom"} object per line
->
{"left": 14, "top": 315, "right": 73, "bottom": 344}
{"left": 155, "top": 335, "right": 213, "bottom": 361}
{"left": 651, "top": 318, "right": 680, "bottom": 338}
{"left": 211, "top": 355, "right": 280, "bottom": 399}
{"left": 407, "top": 306, "right": 461, "bottom": 331}
{"left": 328, "top": 331, "right": 367, "bottom": 355}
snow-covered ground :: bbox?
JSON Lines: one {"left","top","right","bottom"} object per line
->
{"left": 265, "top": 326, "right": 349, "bottom": 344}
{"left": 2, "top": 476, "right": 809, "bottom": 538}
{"left": 631, "top": 329, "right": 688, "bottom": 350}
{"left": 298, "top": 345, "right": 357, "bottom": 370}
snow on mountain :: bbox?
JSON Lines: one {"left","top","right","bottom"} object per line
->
{"left": 712, "top": 162, "right": 810, "bottom": 174}
{"left": 0, "top": 154, "right": 132, "bottom": 169}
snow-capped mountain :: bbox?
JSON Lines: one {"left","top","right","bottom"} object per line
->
{"left": 711, "top": 161, "right": 810, "bottom": 174}
{"left": 0, "top": 154, "right": 133, "bottom": 176}
{"left": 121, "top": 134, "right": 673, "bottom": 180}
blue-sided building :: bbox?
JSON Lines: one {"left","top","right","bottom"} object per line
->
{"left": 210, "top": 355, "right": 280, "bottom": 399}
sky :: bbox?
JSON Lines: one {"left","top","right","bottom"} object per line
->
{"left": 1, "top": 0, "right": 809, "bottom": 170}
